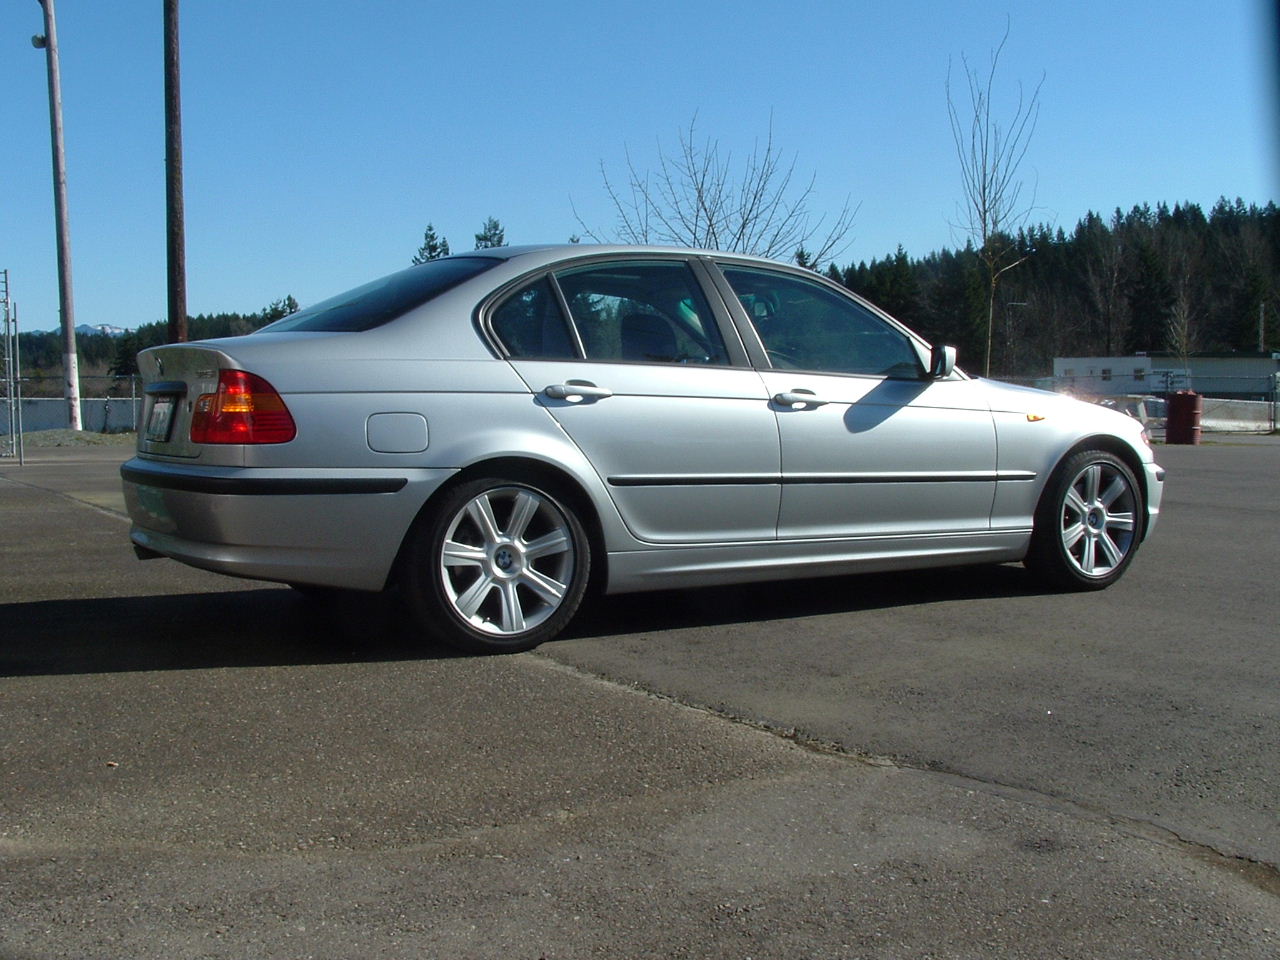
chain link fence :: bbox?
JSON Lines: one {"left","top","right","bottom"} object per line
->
{"left": 1, "top": 377, "right": 142, "bottom": 438}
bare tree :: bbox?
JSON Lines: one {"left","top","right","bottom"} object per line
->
{"left": 1077, "top": 211, "right": 1128, "bottom": 356}
{"left": 1161, "top": 229, "right": 1202, "bottom": 364}
{"left": 1167, "top": 282, "right": 1196, "bottom": 365}
{"left": 576, "top": 115, "right": 856, "bottom": 268}
{"left": 947, "top": 25, "right": 1043, "bottom": 376}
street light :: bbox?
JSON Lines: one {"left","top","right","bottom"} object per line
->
{"left": 32, "top": 0, "right": 82, "bottom": 430}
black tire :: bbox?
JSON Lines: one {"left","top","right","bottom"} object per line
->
{"left": 401, "top": 476, "right": 591, "bottom": 654}
{"left": 1025, "top": 449, "right": 1144, "bottom": 591}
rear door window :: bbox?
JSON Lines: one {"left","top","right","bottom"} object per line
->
{"left": 490, "top": 277, "right": 578, "bottom": 359}
{"left": 553, "top": 261, "right": 731, "bottom": 365}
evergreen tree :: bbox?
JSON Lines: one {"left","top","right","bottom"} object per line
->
{"left": 474, "top": 217, "right": 506, "bottom": 249}
{"left": 863, "top": 246, "right": 921, "bottom": 324}
{"left": 1236, "top": 262, "right": 1268, "bottom": 351}
{"left": 109, "top": 332, "right": 140, "bottom": 377}
{"left": 1125, "top": 243, "right": 1175, "bottom": 353}
{"left": 793, "top": 246, "right": 817, "bottom": 270}
{"left": 412, "top": 224, "right": 451, "bottom": 264}
{"left": 924, "top": 247, "right": 986, "bottom": 368}
{"left": 824, "top": 197, "right": 1280, "bottom": 374}
{"left": 260, "top": 295, "right": 300, "bottom": 322}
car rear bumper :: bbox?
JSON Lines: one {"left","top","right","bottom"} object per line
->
{"left": 121, "top": 457, "right": 456, "bottom": 590}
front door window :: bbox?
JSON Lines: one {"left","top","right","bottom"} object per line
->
{"left": 720, "top": 265, "right": 922, "bottom": 378}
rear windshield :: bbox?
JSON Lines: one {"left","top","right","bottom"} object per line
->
{"left": 258, "top": 256, "right": 500, "bottom": 333}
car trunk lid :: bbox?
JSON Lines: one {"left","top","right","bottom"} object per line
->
{"left": 135, "top": 344, "right": 236, "bottom": 461}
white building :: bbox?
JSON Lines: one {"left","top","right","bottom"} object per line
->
{"left": 1052, "top": 352, "right": 1280, "bottom": 400}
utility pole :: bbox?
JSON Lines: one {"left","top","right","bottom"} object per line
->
{"left": 164, "top": 0, "right": 187, "bottom": 343}
{"left": 32, "top": 0, "right": 82, "bottom": 430}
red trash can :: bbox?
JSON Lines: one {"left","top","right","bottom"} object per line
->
{"left": 1166, "top": 390, "right": 1202, "bottom": 445}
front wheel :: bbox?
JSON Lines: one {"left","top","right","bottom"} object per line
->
{"left": 402, "top": 477, "right": 591, "bottom": 654}
{"left": 1026, "top": 450, "right": 1144, "bottom": 590}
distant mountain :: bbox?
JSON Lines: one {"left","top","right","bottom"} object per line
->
{"left": 20, "top": 323, "right": 130, "bottom": 337}
{"left": 74, "top": 323, "right": 129, "bottom": 338}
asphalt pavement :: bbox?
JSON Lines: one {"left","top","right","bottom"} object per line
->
{"left": 1, "top": 437, "right": 1277, "bottom": 959}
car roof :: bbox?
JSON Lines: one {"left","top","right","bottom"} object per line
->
{"left": 451, "top": 243, "right": 788, "bottom": 268}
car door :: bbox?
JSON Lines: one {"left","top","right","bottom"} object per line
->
{"left": 489, "top": 258, "right": 781, "bottom": 544}
{"left": 715, "top": 263, "right": 998, "bottom": 541}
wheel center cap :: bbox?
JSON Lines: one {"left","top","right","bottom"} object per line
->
{"left": 1086, "top": 508, "right": 1105, "bottom": 530}
{"left": 494, "top": 548, "right": 516, "bottom": 571}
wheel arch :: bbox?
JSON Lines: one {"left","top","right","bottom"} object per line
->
{"left": 388, "top": 455, "right": 610, "bottom": 597}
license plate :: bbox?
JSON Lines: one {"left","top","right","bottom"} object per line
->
{"left": 146, "top": 396, "right": 176, "bottom": 442}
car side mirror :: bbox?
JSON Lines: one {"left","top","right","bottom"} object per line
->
{"left": 929, "top": 344, "right": 957, "bottom": 380}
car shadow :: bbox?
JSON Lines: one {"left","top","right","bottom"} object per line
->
{"left": 2, "top": 565, "right": 1050, "bottom": 677}
{"left": 564, "top": 563, "right": 1047, "bottom": 640}
{"left": 0, "top": 587, "right": 462, "bottom": 678}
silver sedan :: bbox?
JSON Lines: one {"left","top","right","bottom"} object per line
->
{"left": 121, "top": 245, "right": 1164, "bottom": 653}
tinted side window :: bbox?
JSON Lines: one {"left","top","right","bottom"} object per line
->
{"left": 553, "top": 261, "right": 730, "bottom": 365}
{"left": 720, "top": 266, "right": 922, "bottom": 378}
{"left": 490, "top": 277, "right": 577, "bottom": 359}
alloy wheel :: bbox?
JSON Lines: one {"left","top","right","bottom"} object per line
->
{"left": 1058, "top": 460, "right": 1138, "bottom": 578}
{"left": 438, "top": 485, "right": 577, "bottom": 636}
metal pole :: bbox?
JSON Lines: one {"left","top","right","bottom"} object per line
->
{"left": 15, "top": 304, "right": 25, "bottom": 465}
{"left": 164, "top": 0, "right": 188, "bottom": 344}
{"left": 33, "top": 0, "right": 82, "bottom": 430}
{"left": 2, "top": 272, "right": 12, "bottom": 455}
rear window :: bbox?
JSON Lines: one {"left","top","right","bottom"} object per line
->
{"left": 258, "top": 256, "right": 500, "bottom": 333}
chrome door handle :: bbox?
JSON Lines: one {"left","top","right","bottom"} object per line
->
{"left": 544, "top": 381, "right": 614, "bottom": 401}
{"left": 773, "top": 390, "right": 829, "bottom": 407}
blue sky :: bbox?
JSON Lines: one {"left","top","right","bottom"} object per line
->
{"left": 2, "top": 0, "right": 1275, "bottom": 333}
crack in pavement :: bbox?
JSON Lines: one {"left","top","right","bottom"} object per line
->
{"left": 531, "top": 653, "right": 1280, "bottom": 899}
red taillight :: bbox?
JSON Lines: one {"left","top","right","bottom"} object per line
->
{"left": 190, "top": 369, "right": 296, "bottom": 444}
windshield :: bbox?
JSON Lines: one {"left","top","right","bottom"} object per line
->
{"left": 258, "top": 256, "right": 500, "bottom": 333}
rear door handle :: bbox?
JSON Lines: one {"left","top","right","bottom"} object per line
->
{"left": 773, "top": 390, "right": 829, "bottom": 408}
{"left": 544, "top": 381, "right": 614, "bottom": 401}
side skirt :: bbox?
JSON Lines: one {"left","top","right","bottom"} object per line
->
{"left": 603, "top": 530, "right": 1031, "bottom": 594}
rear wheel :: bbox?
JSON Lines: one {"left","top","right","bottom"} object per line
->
{"left": 1026, "top": 449, "right": 1143, "bottom": 590}
{"left": 402, "top": 476, "right": 591, "bottom": 654}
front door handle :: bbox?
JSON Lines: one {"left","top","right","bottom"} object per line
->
{"left": 773, "top": 390, "right": 830, "bottom": 408}
{"left": 544, "top": 381, "right": 614, "bottom": 401}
